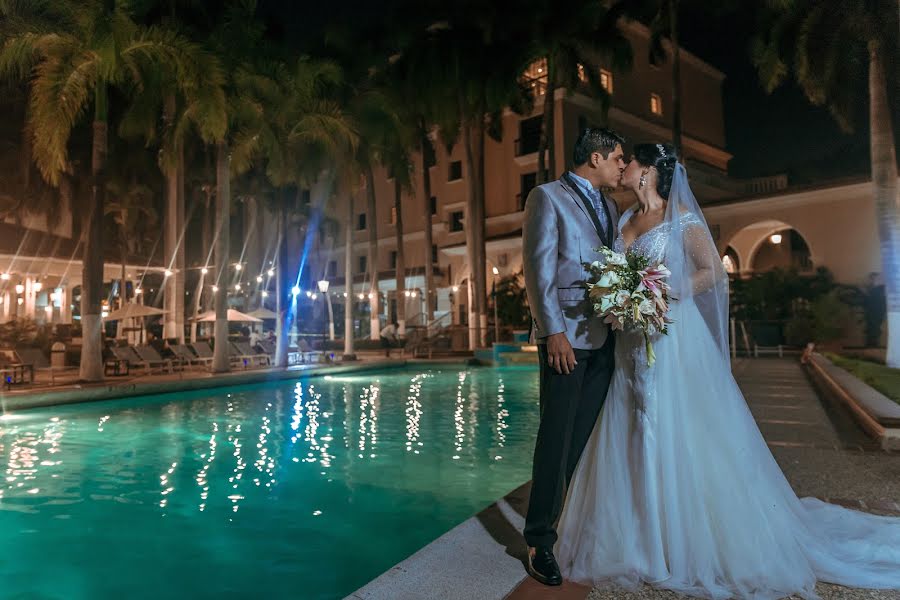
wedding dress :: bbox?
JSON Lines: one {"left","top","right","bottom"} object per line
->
{"left": 555, "top": 164, "right": 900, "bottom": 600}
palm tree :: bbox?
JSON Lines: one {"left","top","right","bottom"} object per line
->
{"left": 236, "top": 56, "right": 357, "bottom": 366}
{"left": 753, "top": 0, "right": 898, "bottom": 364}
{"left": 104, "top": 178, "right": 157, "bottom": 336}
{"left": 425, "top": 15, "right": 533, "bottom": 348}
{"left": 529, "top": 0, "right": 632, "bottom": 183}
{"left": 0, "top": 0, "right": 223, "bottom": 381}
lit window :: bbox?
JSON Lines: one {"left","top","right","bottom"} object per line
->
{"left": 650, "top": 93, "right": 663, "bottom": 116}
{"left": 600, "top": 69, "right": 613, "bottom": 94}
{"left": 577, "top": 64, "right": 587, "bottom": 83}
{"left": 521, "top": 59, "right": 548, "bottom": 98}
{"left": 722, "top": 255, "right": 736, "bottom": 274}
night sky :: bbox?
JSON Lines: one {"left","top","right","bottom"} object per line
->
{"left": 677, "top": 3, "right": 872, "bottom": 182}
{"left": 261, "top": 0, "right": 884, "bottom": 184}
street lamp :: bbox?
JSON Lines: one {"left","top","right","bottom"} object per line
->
{"left": 318, "top": 279, "right": 335, "bottom": 342}
{"left": 491, "top": 266, "right": 501, "bottom": 344}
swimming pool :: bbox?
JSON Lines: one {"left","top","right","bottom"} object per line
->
{"left": 0, "top": 364, "right": 540, "bottom": 599}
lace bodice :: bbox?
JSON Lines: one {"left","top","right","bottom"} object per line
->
{"left": 613, "top": 209, "right": 703, "bottom": 264}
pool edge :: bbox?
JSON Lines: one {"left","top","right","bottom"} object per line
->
{"left": 0, "top": 360, "right": 409, "bottom": 412}
{"left": 345, "top": 482, "right": 531, "bottom": 600}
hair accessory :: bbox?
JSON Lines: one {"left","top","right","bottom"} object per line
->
{"left": 656, "top": 144, "right": 668, "bottom": 159}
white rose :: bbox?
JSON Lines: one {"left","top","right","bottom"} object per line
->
{"left": 600, "top": 296, "right": 615, "bottom": 313}
{"left": 597, "top": 272, "right": 617, "bottom": 288}
{"left": 615, "top": 290, "right": 631, "bottom": 306}
{"left": 606, "top": 252, "right": 627, "bottom": 266}
{"left": 639, "top": 298, "right": 656, "bottom": 315}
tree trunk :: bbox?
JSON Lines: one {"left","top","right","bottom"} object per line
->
{"left": 117, "top": 243, "right": 127, "bottom": 339}
{"left": 420, "top": 133, "right": 435, "bottom": 327}
{"left": 163, "top": 95, "right": 186, "bottom": 343}
{"left": 869, "top": 40, "right": 900, "bottom": 367}
{"left": 275, "top": 193, "right": 291, "bottom": 368}
{"left": 212, "top": 141, "right": 231, "bottom": 373}
{"left": 537, "top": 56, "right": 556, "bottom": 185}
{"left": 343, "top": 190, "right": 356, "bottom": 360}
{"left": 79, "top": 86, "right": 108, "bottom": 383}
{"left": 393, "top": 179, "right": 406, "bottom": 336}
{"left": 365, "top": 163, "right": 380, "bottom": 340}
{"left": 460, "top": 95, "right": 488, "bottom": 349}
{"left": 669, "top": 0, "right": 683, "bottom": 160}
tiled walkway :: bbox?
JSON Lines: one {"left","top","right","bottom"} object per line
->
{"left": 506, "top": 358, "right": 900, "bottom": 600}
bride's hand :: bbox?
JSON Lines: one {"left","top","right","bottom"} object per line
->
{"left": 546, "top": 332, "right": 577, "bottom": 375}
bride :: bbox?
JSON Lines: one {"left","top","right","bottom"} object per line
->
{"left": 555, "top": 143, "right": 900, "bottom": 599}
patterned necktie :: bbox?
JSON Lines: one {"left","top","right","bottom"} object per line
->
{"left": 588, "top": 187, "right": 610, "bottom": 237}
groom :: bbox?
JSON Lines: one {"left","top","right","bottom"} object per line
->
{"left": 521, "top": 128, "right": 625, "bottom": 586}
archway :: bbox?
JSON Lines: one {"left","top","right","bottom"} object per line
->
{"left": 723, "top": 220, "right": 815, "bottom": 276}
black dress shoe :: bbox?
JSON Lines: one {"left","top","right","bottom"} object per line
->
{"left": 526, "top": 546, "right": 562, "bottom": 586}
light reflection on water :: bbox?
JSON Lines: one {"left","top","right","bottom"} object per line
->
{"left": 0, "top": 365, "right": 539, "bottom": 600}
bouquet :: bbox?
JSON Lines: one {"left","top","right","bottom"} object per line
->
{"left": 585, "top": 247, "right": 674, "bottom": 366}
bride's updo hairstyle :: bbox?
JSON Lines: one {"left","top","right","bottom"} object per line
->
{"left": 633, "top": 143, "right": 678, "bottom": 199}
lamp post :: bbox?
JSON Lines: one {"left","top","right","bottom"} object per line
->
{"left": 491, "top": 266, "right": 500, "bottom": 345}
{"left": 318, "top": 279, "right": 335, "bottom": 341}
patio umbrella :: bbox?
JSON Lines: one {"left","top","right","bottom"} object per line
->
{"left": 191, "top": 309, "right": 263, "bottom": 323}
{"left": 247, "top": 308, "right": 278, "bottom": 320}
{"left": 103, "top": 303, "right": 167, "bottom": 321}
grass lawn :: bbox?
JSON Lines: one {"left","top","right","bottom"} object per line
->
{"left": 825, "top": 352, "right": 900, "bottom": 406}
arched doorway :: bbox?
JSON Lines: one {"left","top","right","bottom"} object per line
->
{"left": 750, "top": 228, "right": 812, "bottom": 273}
{"left": 723, "top": 220, "right": 814, "bottom": 276}
{"left": 722, "top": 246, "right": 740, "bottom": 274}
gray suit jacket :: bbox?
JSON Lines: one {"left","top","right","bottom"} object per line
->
{"left": 522, "top": 176, "right": 620, "bottom": 350}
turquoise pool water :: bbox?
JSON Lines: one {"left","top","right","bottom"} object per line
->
{"left": 0, "top": 364, "right": 539, "bottom": 599}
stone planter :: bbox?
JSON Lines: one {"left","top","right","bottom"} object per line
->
{"left": 805, "top": 353, "right": 900, "bottom": 450}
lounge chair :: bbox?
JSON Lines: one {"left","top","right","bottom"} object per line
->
{"left": 15, "top": 347, "right": 77, "bottom": 384}
{"left": 135, "top": 345, "right": 185, "bottom": 372}
{"left": 190, "top": 341, "right": 243, "bottom": 368}
{"left": 171, "top": 344, "right": 213, "bottom": 368}
{"left": 233, "top": 341, "right": 270, "bottom": 366}
{"left": 297, "top": 338, "right": 321, "bottom": 363}
{"left": 0, "top": 351, "right": 34, "bottom": 388}
{"left": 111, "top": 346, "right": 169, "bottom": 375}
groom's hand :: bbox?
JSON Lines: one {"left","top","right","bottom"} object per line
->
{"left": 546, "top": 333, "right": 577, "bottom": 375}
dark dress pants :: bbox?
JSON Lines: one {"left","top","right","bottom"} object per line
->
{"left": 523, "top": 335, "right": 615, "bottom": 548}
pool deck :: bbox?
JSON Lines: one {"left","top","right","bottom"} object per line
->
{"left": 0, "top": 353, "right": 424, "bottom": 412}
{"left": 347, "top": 358, "right": 900, "bottom": 600}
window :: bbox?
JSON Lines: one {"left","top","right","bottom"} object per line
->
{"left": 327, "top": 261, "right": 337, "bottom": 277}
{"left": 600, "top": 69, "right": 613, "bottom": 94}
{"left": 430, "top": 196, "right": 437, "bottom": 215}
{"left": 358, "top": 255, "right": 367, "bottom": 273}
{"left": 448, "top": 160, "right": 463, "bottom": 182}
{"left": 390, "top": 250, "right": 397, "bottom": 269}
{"left": 650, "top": 93, "right": 663, "bottom": 116}
{"left": 423, "top": 140, "right": 436, "bottom": 168}
{"left": 390, "top": 205, "right": 397, "bottom": 225}
{"left": 520, "top": 172, "right": 537, "bottom": 210}
{"left": 357, "top": 213, "right": 367, "bottom": 230}
{"left": 450, "top": 211, "right": 464, "bottom": 232}
{"left": 458, "top": 303, "right": 467, "bottom": 325}
{"left": 300, "top": 189, "right": 311, "bottom": 206}
{"left": 517, "top": 116, "right": 542, "bottom": 156}
{"left": 431, "top": 244, "right": 438, "bottom": 263}
{"left": 521, "top": 58, "right": 548, "bottom": 98}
